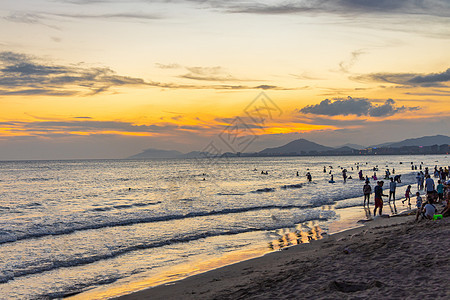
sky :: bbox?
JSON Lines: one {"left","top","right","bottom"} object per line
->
{"left": 0, "top": 0, "right": 450, "bottom": 160}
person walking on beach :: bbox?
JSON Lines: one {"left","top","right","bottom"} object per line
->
{"left": 389, "top": 177, "right": 396, "bottom": 204}
{"left": 403, "top": 185, "right": 412, "bottom": 205}
{"left": 342, "top": 169, "right": 347, "bottom": 183}
{"left": 374, "top": 181, "right": 387, "bottom": 216}
{"left": 363, "top": 180, "right": 371, "bottom": 207}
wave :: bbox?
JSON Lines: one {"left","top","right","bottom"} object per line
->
{"left": 281, "top": 183, "right": 303, "bottom": 189}
{"left": 89, "top": 201, "right": 161, "bottom": 212}
{"left": 216, "top": 192, "right": 246, "bottom": 196}
{"left": 0, "top": 211, "right": 334, "bottom": 285}
{"left": 0, "top": 203, "right": 329, "bottom": 245}
{"left": 252, "top": 188, "right": 276, "bottom": 193}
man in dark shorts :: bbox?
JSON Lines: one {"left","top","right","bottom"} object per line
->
{"left": 374, "top": 181, "right": 387, "bottom": 216}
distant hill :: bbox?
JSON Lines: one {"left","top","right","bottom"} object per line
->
{"left": 259, "top": 138, "right": 333, "bottom": 155}
{"left": 372, "top": 135, "right": 450, "bottom": 148}
{"left": 128, "top": 148, "right": 183, "bottom": 159}
{"left": 336, "top": 143, "right": 365, "bottom": 150}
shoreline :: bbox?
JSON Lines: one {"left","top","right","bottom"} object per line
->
{"left": 115, "top": 214, "right": 448, "bottom": 300}
{"left": 70, "top": 196, "right": 417, "bottom": 300}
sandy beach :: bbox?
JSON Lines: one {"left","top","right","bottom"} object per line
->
{"left": 116, "top": 214, "right": 449, "bottom": 300}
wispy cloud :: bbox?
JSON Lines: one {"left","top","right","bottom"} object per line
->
{"left": 50, "top": 12, "right": 162, "bottom": 20}
{"left": 180, "top": 66, "right": 239, "bottom": 81}
{"left": 338, "top": 49, "right": 366, "bottom": 73}
{"left": 0, "top": 51, "right": 299, "bottom": 96}
{"left": 298, "top": 97, "right": 420, "bottom": 117}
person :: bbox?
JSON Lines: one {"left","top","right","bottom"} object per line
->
{"left": 403, "top": 185, "right": 412, "bottom": 205}
{"left": 423, "top": 198, "right": 437, "bottom": 220}
{"left": 306, "top": 172, "right": 312, "bottom": 182}
{"left": 389, "top": 177, "right": 396, "bottom": 204}
{"left": 363, "top": 180, "right": 371, "bottom": 207}
{"left": 419, "top": 171, "right": 425, "bottom": 190}
{"left": 394, "top": 174, "right": 401, "bottom": 183}
{"left": 436, "top": 180, "right": 444, "bottom": 203}
{"left": 323, "top": 166, "right": 326, "bottom": 173}
{"left": 358, "top": 170, "right": 364, "bottom": 180}
{"left": 374, "top": 181, "right": 387, "bottom": 216}
{"left": 329, "top": 174, "right": 335, "bottom": 183}
{"left": 372, "top": 172, "right": 377, "bottom": 180}
{"left": 425, "top": 175, "right": 435, "bottom": 195}
{"left": 415, "top": 192, "right": 423, "bottom": 221}
{"left": 441, "top": 193, "right": 450, "bottom": 217}
{"left": 416, "top": 172, "right": 421, "bottom": 190}
{"left": 342, "top": 169, "right": 347, "bottom": 183}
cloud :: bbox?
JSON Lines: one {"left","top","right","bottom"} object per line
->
{"left": 180, "top": 66, "right": 238, "bottom": 81}
{"left": 0, "top": 51, "right": 151, "bottom": 96}
{"left": 0, "top": 51, "right": 297, "bottom": 95}
{"left": 352, "top": 68, "right": 450, "bottom": 88}
{"left": 299, "top": 97, "right": 420, "bottom": 117}
{"left": 222, "top": 0, "right": 450, "bottom": 17}
{"left": 50, "top": 12, "right": 162, "bottom": 20}
{"left": 155, "top": 63, "right": 182, "bottom": 69}
{"left": 338, "top": 49, "right": 365, "bottom": 73}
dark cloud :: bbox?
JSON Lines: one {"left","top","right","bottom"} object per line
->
{"left": 352, "top": 68, "right": 450, "bottom": 88}
{"left": 0, "top": 51, "right": 150, "bottom": 96}
{"left": 232, "top": 0, "right": 450, "bottom": 17}
{"left": 299, "top": 97, "right": 420, "bottom": 117}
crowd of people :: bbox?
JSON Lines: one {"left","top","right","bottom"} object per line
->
{"left": 362, "top": 164, "right": 450, "bottom": 220}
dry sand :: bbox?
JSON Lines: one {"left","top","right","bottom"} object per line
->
{"left": 116, "top": 215, "right": 449, "bottom": 300}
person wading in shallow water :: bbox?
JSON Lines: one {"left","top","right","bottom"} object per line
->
{"left": 374, "top": 181, "right": 387, "bottom": 216}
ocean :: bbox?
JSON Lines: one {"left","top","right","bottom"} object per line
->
{"left": 0, "top": 155, "right": 447, "bottom": 299}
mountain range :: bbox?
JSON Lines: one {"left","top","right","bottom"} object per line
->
{"left": 127, "top": 134, "right": 450, "bottom": 159}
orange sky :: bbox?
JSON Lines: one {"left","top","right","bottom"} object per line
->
{"left": 0, "top": 0, "right": 449, "bottom": 159}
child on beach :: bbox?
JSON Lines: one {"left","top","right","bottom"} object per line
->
{"left": 403, "top": 185, "right": 412, "bottom": 205}
{"left": 437, "top": 180, "right": 444, "bottom": 203}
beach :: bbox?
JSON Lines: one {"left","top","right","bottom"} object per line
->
{"left": 116, "top": 214, "right": 449, "bottom": 300}
{"left": 1, "top": 156, "right": 448, "bottom": 299}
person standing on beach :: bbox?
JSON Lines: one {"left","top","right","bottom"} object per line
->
{"left": 374, "top": 181, "right": 387, "bottom": 216}
{"left": 437, "top": 180, "right": 444, "bottom": 203}
{"left": 419, "top": 171, "right": 425, "bottom": 190}
{"left": 389, "top": 177, "right": 396, "bottom": 204}
{"left": 425, "top": 175, "right": 435, "bottom": 195}
{"left": 415, "top": 192, "right": 423, "bottom": 221}
{"left": 363, "top": 180, "right": 371, "bottom": 207}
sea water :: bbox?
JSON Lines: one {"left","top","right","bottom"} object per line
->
{"left": 0, "top": 155, "right": 447, "bottom": 299}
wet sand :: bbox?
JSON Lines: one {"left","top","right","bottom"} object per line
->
{"left": 116, "top": 214, "right": 449, "bottom": 300}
